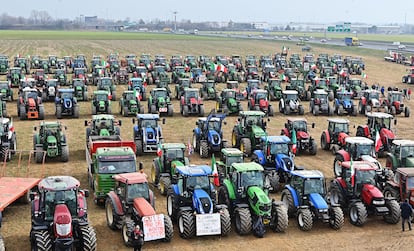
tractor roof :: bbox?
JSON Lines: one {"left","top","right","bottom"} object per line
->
{"left": 231, "top": 162, "right": 263, "bottom": 172}
{"left": 39, "top": 176, "right": 80, "bottom": 191}
{"left": 162, "top": 143, "right": 186, "bottom": 150}
{"left": 262, "top": 135, "right": 291, "bottom": 144}
{"left": 96, "top": 147, "right": 136, "bottom": 156}
{"left": 136, "top": 114, "right": 160, "bottom": 120}
{"left": 0, "top": 117, "right": 10, "bottom": 125}
{"left": 287, "top": 117, "right": 307, "bottom": 123}
{"left": 239, "top": 111, "right": 265, "bottom": 117}
{"left": 327, "top": 118, "right": 349, "bottom": 124}
{"left": 152, "top": 87, "right": 168, "bottom": 92}
{"left": 341, "top": 161, "right": 377, "bottom": 171}
{"left": 313, "top": 89, "right": 328, "bottom": 95}
{"left": 252, "top": 89, "right": 267, "bottom": 94}
{"left": 283, "top": 90, "right": 298, "bottom": 95}
{"left": 396, "top": 168, "right": 414, "bottom": 177}
{"left": 366, "top": 112, "right": 394, "bottom": 119}
{"left": 58, "top": 88, "right": 74, "bottom": 93}
{"left": 226, "top": 80, "right": 238, "bottom": 84}
{"left": 388, "top": 90, "right": 403, "bottom": 95}
{"left": 222, "top": 88, "right": 235, "bottom": 92}
{"left": 198, "top": 117, "right": 221, "bottom": 122}
{"left": 41, "top": 121, "right": 62, "bottom": 128}
{"left": 345, "top": 137, "right": 373, "bottom": 145}
{"left": 123, "top": 90, "right": 135, "bottom": 94}
{"left": 221, "top": 147, "right": 243, "bottom": 156}
{"left": 363, "top": 89, "right": 380, "bottom": 93}
{"left": 130, "top": 77, "right": 143, "bottom": 82}
{"left": 392, "top": 139, "right": 414, "bottom": 147}
{"left": 185, "top": 88, "right": 199, "bottom": 92}
{"left": 176, "top": 165, "right": 212, "bottom": 176}
{"left": 92, "top": 114, "right": 115, "bottom": 120}
{"left": 93, "top": 90, "right": 110, "bottom": 95}
{"left": 113, "top": 172, "right": 148, "bottom": 184}
{"left": 291, "top": 170, "right": 324, "bottom": 179}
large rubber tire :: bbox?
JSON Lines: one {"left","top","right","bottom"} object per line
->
{"left": 219, "top": 208, "right": 232, "bottom": 236}
{"left": 92, "top": 105, "right": 97, "bottom": 115}
{"left": 405, "top": 107, "right": 410, "bottom": 117}
{"left": 297, "top": 208, "right": 313, "bottom": 231}
{"left": 159, "top": 176, "right": 171, "bottom": 196}
{"left": 199, "top": 105, "right": 205, "bottom": 116}
{"left": 167, "top": 104, "right": 174, "bottom": 116}
{"left": 234, "top": 208, "right": 252, "bottom": 235}
{"left": 309, "top": 139, "right": 317, "bottom": 155}
{"left": 163, "top": 215, "right": 174, "bottom": 242}
{"left": 178, "top": 211, "right": 196, "bottom": 239}
{"left": 231, "top": 129, "right": 239, "bottom": 147}
{"left": 135, "top": 140, "right": 143, "bottom": 156}
{"left": 349, "top": 202, "right": 368, "bottom": 226}
{"left": 56, "top": 105, "right": 62, "bottom": 119}
{"left": 105, "top": 198, "right": 121, "bottom": 230}
{"left": 265, "top": 172, "right": 281, "bottom": 192}
{"left": 281, "top": 188, "right": 295, "bottom": 217}
{"left": 61, "top": 145, "right": 69, "bottom": 162}
{"left": 383, "top": 185, "right": 401, "bottom": 201}
{"left": 268, "top": 105, "right": 274, "bottom": 116}
{"left": 122, "top": 218, "right": 136, "bottom": 247}
{"left": 19, "top": 105, "right": 26, "bottom": 120}
{"left": 240, "top": 138, "right": 252, "bottom": 156}
{"left": 298, "top": 105, "right": 304, "bottom": 115}
{"left": 199, "top": 140, "right": 209, "bottom": 158}
{"left": 31, "top": 230, "right": 52, "bottom": 251}
{"left": 151, "top": 162, "right": 161, "bottom": 184}
{"left": 284, "top": 104, "right": 291, "bottom": 115}
{"left": 0, "top": 234, "right": 4, "bottom": 251}
{"left": 183, "top": 105, "right": 189, "bottom": 117}
{"left": 79, "top": 225, "right": 97, "bottom": 251}
{"left": 321, "top": 132, "right": 330, "bottom": 150}
{"left": 313, "top": 105, "right": 319, "bottom": 116}
{"left": 270, "top": 203, "right": 289, "bottom": 233}
{"left": 38, "top": 105, "right": 45, "bottom": 120}
{"left": 35, "top": 146, "right": 43, "bottom": 163}
{"left": 74, "top": 105, "right": 80, "bottom": 118}
{"left": 150, "top": 104, "right": 157, "bottom": 114}
{"left": 218, "top": 186, "right": 232, "bottom": 211}
{"left": 383, "top": 199, "right": 401, "bottom": 224}
{"left": 329, "top": 206, "right": 345, "bottom": 230}
{"left": 333, "top": 155, "right": 344, "bottom": 177}
{"left": 328, "top": 182, "right": 345, "bottom": 206}
{"left": 1, "top": 146, "right": 11, "bottom": 162}
{"left": 391, "top": 106, "right": 396, "bottom": 115}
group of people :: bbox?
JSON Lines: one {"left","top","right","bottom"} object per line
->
{"left": 379, "top": 85, "right": 412, "bottom": 100}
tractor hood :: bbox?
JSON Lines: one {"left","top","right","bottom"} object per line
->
{"left": 252, "top": 125, "right": 266, "bottom": 138}
{"left": 157, "top": 96, "right": 166, "bottom": 107}
{"left": 259, "top": 99, "right": 268, "bottom": 108}
{"left": 227, "top": 97, "right": 237, "bottom": 107}
{"left": 276, "top": 155, "right": 295, "bottom": 172}
{"left": 208, "top": 129, "right": 221, "bottom": 147}
{"left": 342, "top": 99, "right": 353, "bottom": 108}
{"left": 98, "top": 100, "right": 106, "bottom": 109}
{"left": 133, "top": 197, "right": 156, "bottom": 217}
{"left": 309, "top": 193, "right": 328, "bottom": 210}
{"left": 361, "top": 184, "right": 384, "bottom": 206}
{"left": 208, "top": 87, "right": 215, "bottom": 94}
{"left": 99, "top": 128, "right": 110, "bottom": 136}
{"left": 128, "top": 99, "right": 137, "bottom": 106}
{"left": 247, "top": 186, "right": 271, "bottom": 216}
{"left": 380, "top": 128, "right": 395, "bottom": 142}
{"left": 28, "top": 98, "right": 37, "bottom": 107}
{"left": 297, "top": 131, "right": 309, "bottom": 140}
{"left": 143, "top": 127, "right": 157, "bottom": 143}
{"left": 53, "top": 204, "right": 72, "bottom": 238}
{"left": 63, "top": 98, "right": 73, "bottom": 109}
{"left": 47, "top": 135, "right": 57, "bottom": 144}
{"left": 170, "top": 160, "right": 185, "bottom": 174}
{"left": 193, "top": 188, "right": 213, "bottom": 214}
{"left": 47, "top": 135, "right": 58, "bottom": 157}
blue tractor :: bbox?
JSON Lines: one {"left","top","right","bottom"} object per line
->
{"left": 55, "top": 88, "right": 80, "bottom": 119}
{"left": 251, "top": 136, "right": 296, "bottom": 192}
{"left": 334, "top": 90, "right": 357, "bottom": 116}
{"left": 166, "top": 165, "right": 231, "bottom": 239}
{"left": 192, "top": 112, "right": 229, "bottom": 158}
{"left": 132, "top": 114, "right": 164, "bottom": 156}
{"left": 281, "top": 170, "right": 344, "bottom": 231}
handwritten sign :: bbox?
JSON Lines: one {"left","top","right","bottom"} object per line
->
{"left": 142, "top": 214, "right": 165, "bottom": 241}
{"left": 196, "top": 213, "right": 221, "bottom": 236}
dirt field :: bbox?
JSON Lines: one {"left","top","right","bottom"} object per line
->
{"left": 1, "top": 36, "right": 414, "bottom": 251}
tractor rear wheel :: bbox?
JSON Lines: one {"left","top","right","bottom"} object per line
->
{"left": 199, "top": 140, "right": 209, "bottom": 158}
{"left": 31, "top": 230, "right": 52, "bottom": 251}
{"left": 150, "top": 104, "right": 156, "bottom": 114}
{"left": 313, "top": 105, "right": 319, "bottom": 116}
{"left": 281, "top": 188, "right": 295, "bottom": 217}
{"left": 178, "top": 211, "right": 196, "bottom": 239}
{"left": 135, "top": 140, "right": 143, "bottom": 156}
{"left": 61, "top": 145, "right": 69, "bottom": 162}
{"left": 268, "top": 105, "right": 274, "bottom": 116}
{"left": 19, "top": 105, "right": 26, "bottom": 120}
{"left": 235, "top": 208, "right": 252, "bottom": 235}
{"left": 329, "top": 206, "right": 344, "bottom": 230}
{"left": 74, "top": 105, "right": 80, "bottom": 118}
{"left": 163, "top": 215, "right": 174, "bottom": 242}
{"left": 298, "top": 105, "right": 304, "bottom": 115}
{"left": 321, "top": 132, "right": 330, "bottom": 150}
{"left": 333, "top": 155, "right": 344, "bottom": 177}
{"left": 219, "top": 208, "right": 232, "bottom": 236}
{"left": 167, "top": 104, "right": 173, "bottom": 116}
{"left": 38, "top": 105, "right": 45, "bottom": 120}
{"left": 240, "top": 138, "right": 252, "bottom": 156}
{"left": 79, "top": 225, "right": 97, "bottom": 251}
{"left": 199, "top": 105, "right": 205, "bottom": 116}
{"left": 270, "top": 203, "right": 289, "bottom": 232}
{"left": 383, "top": 199, "right": 400, "bottom": 224}
{"left": 105, "top": 198, "right": 121, "bottom": 230}
{"left": 309, "top": 139, "right": 317, "bottom": 155}
{"left": 349, "top": 201, "right": 368, "bottom": 226}
{"left": 56, "top": 105, "right": 62, "bottom": 119}
{"left": 35, "top": 146, "right": 43, "bottom": 163}
{"left": 405, "top": 107, "right": 410, "bottom": 117}
{"left": 265, "top": 172, "right": 281, "bottom": 192}
{"left": 218, "top": 186, "right": 232, "bottom": 212}
{"left": 297, "top": 208, "right": 313, "bottom": 231}
{"left": 151, "top": 162, "right": 160, "bottom": 184}
{"left": 123, "top": 106, "right": 129, "bottom": 116}
{"left": 328, "top": 182, "right": 345, "bottom": 206}
{"left": 183, "top": 105, "right": 189, "bottom": 117}
{"left": 159, "top": 176, "right": 171, "bottom": 196}
{"left": 122, "top": 219, "right": 136, "bottom": 247}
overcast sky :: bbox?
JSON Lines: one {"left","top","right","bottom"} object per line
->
{"left": 3, "top": 0, "right": 414, "bottom": 24}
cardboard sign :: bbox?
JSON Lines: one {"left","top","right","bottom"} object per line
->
{"left": 303, "top": 62, "right": 310, "bottom": 71}
{"left": 196, "top": 213, "right": 221, "bottom": 236}
{"left": 142, "top": 214, "right": 165, "bottom": 241}
{"left": 159, "top": 107, "right": 167, "bottom": 113}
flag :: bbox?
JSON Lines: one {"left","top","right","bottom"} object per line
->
{"left": 187, "top": 139, "right": 193, "bottom": 155}
{"left": 157, "top": 143, "right": 162, "bottom": 157}
{"left": 350, "top": 157, "right": 355, "bottom": 186}
{"left": 291, "top": 129, "right": 297, "bottom": 155}
{"left": 279, "top": 73, "right": 287, "bottom": 81}
{"left": 210, "top": 62, "right": 217, "bottom": 71}
{"left": 361, "top": 72, "right": 367, "bottom": 79}
{"left": 211, "top": 154, "right": 220, "bottom": 186}
{"left": 375, "top": 128, "right": 382, "bottom": 152}
{"left": 339, "top": 69, "right": 347, "bottom": 77}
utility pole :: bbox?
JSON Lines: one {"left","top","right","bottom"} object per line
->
{"left": 173, "top": 11, "right": 178, "bottom": 32}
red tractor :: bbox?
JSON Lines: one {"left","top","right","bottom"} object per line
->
{"left": 328, "top": 161, "right": 400, "bottom": 226}
{"left": 248, "top": 89, "right": 274, "bottom": 116}
{"left": 382, "top": 90, "right": 410, "bottom": 117}
{"left": 383, "top": 168, "right": 414, "bottom": 207}
{"left": 30, "top": 176, "right": 97, "bottom": 251}
{"left": 358, "top": 89, "right": 382, "bottom": 115}
{"left": 320, "top": 118, "right": 350, "bottom": 154}
{"left": 180, "top": 88, "right": 205, "bottom": 117}
{"left": 17, "top": 87, "right": 45, "bottom": 120}
{"left": 105, "top": 172, "right": 173, "bottom": 249}
{"left": 402, "top": 67, "right": 414, "bottom": 84}
{"left": 281, "top": 118, "right": 317, "bottom": 155}
{"left": 33, "top": 69, "right": 47, "bottom": 87}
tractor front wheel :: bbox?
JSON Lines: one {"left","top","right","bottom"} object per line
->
{"left": 122, "top": 219, "right": 137, "bottom": 247}
{"left": 231, "top": 129, "right": 239, "bottom": 147}
{"left": 31, "top": 230, "right": 52, "bottom": 251}
{"left": 218, "top": 186, "right": 231, "bottom": 211}
{"left": 56, "top": 105, "right": 62, "bottom": 119}
{"left": 297, "top": 208, "right": 313, "bottom": 231}
{"left": 235, "top": 208, "right": 252, "bottom": 235}
{"left": 61, "top": 145, "right": 69, "bottom": 162}
{"left": 281, "top": 189, "right": 295, "bottom": 217}
{"left": 333, "top": 155, "right": 344, "bottom": 177}
{"left": 309, "top": 139, "right": 317, "bottom": 155}
{"left": 79, "top": 225, "right": 97, "bottom": 251}
{"left": 270, "top": 203, "right": 288, "bottom": 233}
{"left": 383, "top": 199, "right": 400, "bottom": 224}
{"left": 199, "top": 140, "right": 209, "bottom": 158}
{"left": 405, "top": 107, "right": 410, "bottom": 117}
{"left": 383, "top": 185, "right": 400, "bottom": 201}
{"left": 159, "top": 176, "right": 171, "bottom": 196}
{"left": 220, "top": 208, "right": 232, "bottom": 236}
{"left": 163, "top": 215, "right": 174, "bottom": 242}
{"left": 349, "top": 201, "right": 368, "bottom": 226}
{"left": 35, "top": 146, "right": 43, "bottom": 163}
{"left": 135, "top": 140, "right": 143, "bottom": 156}
{"left": 105, "top": 198, "right": 121, "bottom": 230}
{"left": 321, "top": 132, "right": 330, "bottom": 150}
{"left": 178, "top": 211, "right": 196, "bottom": 239}
{"left": 329, "top": 206, "right": 344, "bottom": 230}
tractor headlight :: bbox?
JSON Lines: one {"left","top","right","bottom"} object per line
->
{"left": 318, "top": 209, "right": 328, "bottom": 213}
{"left": 56, "top": 222, "right": 71, "bottom": 237}
{"left": 372, "top": 199, "right": 385, "bottom": 206}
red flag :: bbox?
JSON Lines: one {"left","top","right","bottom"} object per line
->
{"left": 375, "top": 129, "right": 382, "bottom": 152}
{"left": 157, "top": 143, "right": 162, "bottom": 157}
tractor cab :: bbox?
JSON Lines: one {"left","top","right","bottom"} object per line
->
{"left": 113, "top": 172, "right": 151, "bottom": 206}
{"left": 340, "top": 161, "right": 377, "bottom": 195}
{"left": 174, "top": 165, "right": 214, "bottom": 198}
{"left": 392, "top": 168, "right": 414, "bottom": 205}
{"left": 183, "top": 88, "right": 200, "bottom": 103}
{"left": 388, "top": 91, "right": 403, "bottom": 103}
{"left": 366, "top": 112, "right": 394, "bottom": 134}
{"left": 344, "top": 137, "right": 376, "bottom": 161}
{"left": 260, "top": 135, "right": 291, "bottom": 163}
{"left": 229, "top": 162, "right": 265, "bottom": 198}
{"left": 289, "top": 170, "right": 326, "bottom": 204}
{"left": 386, "top": 140, "right": 414, "bottom": 171}
{"left": 328, "top": 118, "right": 350, "bottom": 135}
{"left": 161, "top": 143, "right": 187, "bottom": 175}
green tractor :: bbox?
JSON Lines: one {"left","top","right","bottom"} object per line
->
{"left": 199, "top": 80, "right": 217, "bottom": 100}
{"left": 97, "top": 77, "right": 116, "bottom": 101}
{"left": 91, "top": 90, "right": 112, "bottom": 115}
{"left": 385, "top": 139, "right": 414, "bottom": 172}
{"left": 33, "top": 121, "right": 69, "bottom": 163}
{"left": 0, "top": 81, "right": 13, "bottom": 101}
{"left": 151, "top": 143, "right": 189, "bottom": 195}
{"left": 231, "top": 111, "right": 268, "bottom": 156}
{"left": 71, "top": 78, "right": 88, "bottom": 101}
{"left": 119, "top": 90, "right": 144, "bottom": 117}
{"left": 148, "top": 87, "right": 173, "bottom": 116}
{"left": 85, "top": 114, "right": 121, "bottom": 141}
{"left": 217, "top": 162, "right": 289, "bottom": 237}
{"left": 7, "top": 67, "right": 24, "bottom": 88}
{"left": 0, "top": 56, "right": 9, "bottom": 74}
{"left": 216, "top": 89, "right": 243, "bottom": 115}
{"left": 216, "top": 148, "right": 244, "bottom": 183}
{"left": 266, "top": 78, "right": 282, "bottom": 101}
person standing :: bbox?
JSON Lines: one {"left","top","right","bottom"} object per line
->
{"left": 381, "top": 86, "right": 385, "bottom": 97}
{"left": 400, "top": 199, "right": 413, "bottom": 231}
{"left": 408, "top": 88, "right": 411, "bottom": 100}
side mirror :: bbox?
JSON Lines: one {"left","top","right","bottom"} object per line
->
{"left": 29, "top": 192, "right": 36, "bottom": 201}
{"left": 285, "top": 123, "right": 288, "bottom": 128}
{"left": 237, "top": 117, "right": 241, "bottom": 122}
{"left": 312, "top": 123, "right": 315, "bottom": 128}
{"left": 223, "top": 121, "right": 227, "bottom": 125}
{"left": 267, "top": 118, "right": 270, "bottom": 122}
{"left": 139, "top": 162, "right": 144, "bottom": 171}
{"left": 195, "top": 121, "right": 199, "bottom": 126}
{"left": 33, "top": 126, "right": 37, "bottom": 131}
{"left": 64, "top": 126, "right": 67, "bottom": 130}
{"left": 83, "top": 189, "right": 90, "bottom": 198}
{"left": 162, "top": 118, "right": 166, "bottom": 124}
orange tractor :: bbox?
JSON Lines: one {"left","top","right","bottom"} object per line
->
{"left": 17, "top": 87, "right": 45, "bottom": 120}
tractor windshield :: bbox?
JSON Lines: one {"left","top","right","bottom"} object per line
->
{"left": 127, "top": 183, "right": 149, "bottom": 201}
{"left": 225, "top": 91, "right": 236, "bottom": 98}
{"left": 226, "top": 155, "right": 243, "bottom": 166}
{"left": 356, "top": 144, "right": 374, "bottom": 157}
{"left": 208, "top": 120, "right": 221, "bottom": 131}
{"left": 303, "top": 178, "right": 324, "bottom": 195}
{"left": 292, "top": 120, "right": 307, "bottom": 132}
{"left": 255, "top": 92, "right": 267, "bottom": 100}
{"left": 270, "top": 143, "right": 289, "bottom": 155}
{"left": 407, "top": 177, "right": 414, "bottom": 190}
{"left": 390, "top": 93, "right": 403, "bottom": 102}
{"left": 285, "top": 93, "right": 297, "bottom": 101}
{"left": 185, "top": 91, "right": 198, "bottom": 99}
{"left": 338, "top": 92, "right": 352, "bottom": 101}
{"left": 96, "top": 94, "right": 108, "bottom": 101}
{"left": 245, "top": 116, "right": 261, "bottom": 127}
{"left": 368, "top": 91, "right": 379, "bottom": 100}
{"left": 401, "top": 145, "right": 414, "bottom": 158}
{"left": 61, "top": 92, "right": 73, "bottom": 99}
{"left": 154, "top": 90, "right": 167, "bottom": 98}
{"left": 166, "top": 148, "right": 184, "bottom": 160}
{"left": 100, "top": 79, "right": 112, "bottom": 87}
{"left": 44, "top": 189, "right": 77, "bottom": 220}
{"left": 374, "top": 117, "right": 391, "bottom": 130}
{"left": 206, "top": 82, "right": 214, "bottom": 88}
{"left": 140, "top": 119, "right": 157, "bottom": 128}
{"left": 98, "top": 160, "right": 136, "bottom": 174}
{"left": 241, "top": 171, "right": 263, "bottom": 189}
{"left": 355, "top": 169, "right": 376, "bottom": 188}
{"left": 186, "top": 176, "right": 210, "bottom": 192}
{"left": 0, "top": 83, "right": 8, "bottom": 89}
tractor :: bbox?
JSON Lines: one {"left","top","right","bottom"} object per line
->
{"left": 278, "top": 90, "right": 305, "bottom": 115}
{"left": 358, "top": 89, "right": 382, "bottom": 115}
{"left": 71, "top": 78, "right": 88, "bottom": 101}
{"left": 402, "top": 67, "right": 414, "bottom": 84}
{"left": 128, "top": 77, "right": 147, "bottom": 101}
{"left": 0, "top": 81, "right": 13, "bottom": 101}
{"left": 55, "top": 88, "right": 80, "bottom": 119}
{"left": 226, "top": 64, "right": 243, "bottom": 83}
{"left": 54, "top": 68, "right": 67, "bottom": 86}
{"left": 0, "top": 55, "right": 9, "bottom": 75}
{"left": 174, "top": 78, "right": 192, "bottom": 100}
{"left": 7, "top": 67, "right": 24, "bottom": 87}
{"left": 328, "top": 161, "right": 400, "bottom": 226}
{"left": 97, "top": 77, "right": 116, "bottom": 101}
{"left": 217, "top": 162, "right": 289, "bottom": 237}
{"left": 266, "top": 78, "right": 282, "bottom": 101}
{"left": 248, "top": 89, "right": 275, "bottom": 116}
{"left": 334, "top": 90, "right": 357, "bottom": 116}
{"left": 286, "top": 79, "right": 310, "bottom": 101}
{"left": 385, "top": 139, "right": 414, "bottom": 172}
{"left": 90, "top": 66, "right": 107, "bottom": 85}
{"left": 309, "top": 89, "right": 334, "bottom": 116}
{"left": 192, "top": 112, "right": 228, "bottom": 158}
{"left": 105, "top": 172, "right": 173, "bottom": 249}
{"left": 199, "top": 80, "right": 217, "bottom": 100}
{"left": 73, "top": 67, "right": 88, "bottom": 84}
{"left": 42, "top": 79, "right": 59, "bottom": 102}
{"left": 17, "top": 87, "right": 45, "bottom": 120}
{"left": 356, "top": 112, "right": 396, "bottom": 156}
{"left": 30, "top": 176, "right": 97, "bottom": 251}
{"left": 262, "top": 65, "right": 277, "bottom": 83}
{"left": 308, "top": 78, "right": 334, "bottom": 100}
{"left": 33, "top": 121, "right": 69, "bottom": 163}
{"left": 320, "top": 118, "right": 350, "bottom": 154}
{"left": 245, "top": 65, "right": 260, "bottom": 81}
{"left": 281, "top": 118, "right": 317, "bottom": 155}
{"left": 226, "top": 80, "right": 246, "bottom": 100}
{"left": 91, "top": 90, "right": 112, "bottom": 115}
{"left": 172, "top": 66, "right": 189, "bottom": 84}
{"left": 216, "top": 148, "right": 244, "bottom": 183}
{"left": 180, "top": 88, "right": 204, "bottom": 117}
{"left": 48, "top": 55, "right": 58, "bottom": 70}
{"left": 245, "top": 79, "right": 261, "bottom": 98}
{"left": 85, "top": 114, "right": 121, "bottom": 140}
{"left": 115, "top": 68, "right": 129, "bottom": 85}
{"left": 167, "top": 165, "right": 232, "bottom": 239}
{"left": 347, "top": 78, "right": 367, "bottom": 99}
{"left": 14, "top": 57, "right": 29, "bottom": 74}
{"left": 281, "top": 170, "right": 344, "bottom": 231}
{"left": 216, "top": 89, "right": 243, "bottom": 115}
{"left": 148, "top": 87, "right": 173, "bottom": 116}
{"left": 0, "top": 117, "right": 17, "bottom": 162}
{"left": 33, "top": 69, "right": 47, "bottom": 87}
{"left": 252, "top": 135, "right": 295, "bottom": 192}
{"left": 383, "top": 168, "right": 414, "bottom": 207}
{"left": 190, "top": 67, "right": 206, "bottom": 83}
{"left": 382, "top": 90, "right": 410, "bottom": 117}
{"left": 119, "top": 90, "right": 144, "bottom": 117}
{"left": 231, "top": 111, "right": 268, "bottom": 156}
{"left": 133, "top": 114, "right": 164, "bottom": 156}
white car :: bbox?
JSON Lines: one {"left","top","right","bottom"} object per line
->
{"left": 398, "top": 44, "right": 407, "bottom": 50}
{"left": 320, "top": 39, "right": 327, "bottom": 43}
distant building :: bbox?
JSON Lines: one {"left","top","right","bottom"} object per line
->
{"left": 253, "top": 22, "right": 270, "bottom": 30}
{"left": 85, "top": 16, "right": 98, "bottom": 24}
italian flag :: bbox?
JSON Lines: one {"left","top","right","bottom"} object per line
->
{"left": 279, "top": 73, "right": 288, "bottom": 81}
{"left": 375, "top": 129, "right": 382, "bottom": 152}
{"left": 211, "top": 154, "right": 220, "bottom": 187}
{"left": 157, "top": 143, "right": 162, "bottom": 157}
{"left": 361, "top": 72, "right": 367, "bottom": 79}
{"left": 291, "top": 129, "right": 297, "bottom": 155}
{"left": 350, "top": 158, "right": 355, "bottom": 186}
{"left": 339, "top": 69, "right": 347, "bottom": 77}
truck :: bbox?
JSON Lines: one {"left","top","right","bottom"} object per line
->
{"left": 85, "top": 135, "right": 137, "bottom": 206}
{"left": 345, "top": 37, "right": 360, "bottom": 46}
